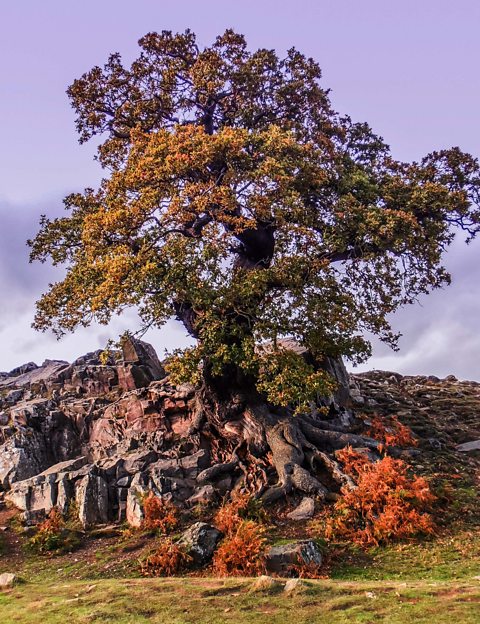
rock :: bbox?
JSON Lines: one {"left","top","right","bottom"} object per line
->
{"left": 6, "top": 457, "right": 92, "bottom": 524}
{"left": 349, "top": 387, "right": 365, "bottom": 405}
{"left": 286, "top": 497, "right": 315, "bottom": 521}
{"left": 122, "top": 450, "right": 158, "bottom": 474}
{"left": 116, "top": 476, "right": 131, "bottom": 488}
{"left": 249, "top": 575, "right": 279, "bottom": 593}
{"left": 187, "top": 485, "right": 216, "bottom": 506}
{"left": 126, "top": 474, "right": 148, "bottom": 527}
{"left": 266, "top": 540, "right": 322, "bottom": 576}
{"left": 0, "top": 360, "right": 69, "bottom": 390}
{"left": 76, "top": 473, "right": 109, "bottom": 528}
{"left": 178, "top": 522, "right": 222, "bottom": 565}
{"left": 119, "top": 337, "right": 165, "bottom": 390}
{"left": 5, "top": 389, "right": 23, "bottom": 404}
{"left": 456, "top": 439, "right": 480, "bottom": 452}
{"left": 283, "top": 578, "right": 308, "bottom": 594}
{"left": 0, "top": 573, "right": 17, "bottom": 589}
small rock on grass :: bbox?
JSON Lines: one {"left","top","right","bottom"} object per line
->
{"left": 178, "top": 522, "right": 222, "bottom": 565}
{"left": 250, "top": 575, "right": 279, "bottom": 593}
{"left": 0, "top": 573, "right": 17, "bottom": 589}
{"left": 284, "top": 578, "right": 308, "bottom": 594}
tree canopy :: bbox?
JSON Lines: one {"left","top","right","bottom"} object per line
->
{"left": 30, "top": 29, "right": 480, "bottom": 409}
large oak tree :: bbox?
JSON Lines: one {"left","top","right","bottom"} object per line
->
{"left": 30, "top": 30, "right": 480, "bottom": 501}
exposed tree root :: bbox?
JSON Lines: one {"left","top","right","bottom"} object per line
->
{"left": 177, "top": 381, "right": 387, "bottom": 507}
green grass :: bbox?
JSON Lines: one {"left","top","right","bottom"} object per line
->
{"left": 330, "top": 529, "right": 480, "bottom": 581}
{"left": 0, "top": 577, "right": 479, "bottom": 624}
{"left": 1, "top": 527, "right": 478, "bottom": 623}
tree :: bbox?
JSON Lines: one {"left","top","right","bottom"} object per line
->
{"left": 30, "top": 30, "right": 480, "bottom": 501}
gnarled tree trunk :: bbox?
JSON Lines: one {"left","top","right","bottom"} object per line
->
{"left": 183, "top": 358, "right": 375, "bottom": 505}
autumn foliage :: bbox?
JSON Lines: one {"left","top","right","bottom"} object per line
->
{"left": 141, "top": 492, "right": 179, "bottom": 534}
{"left": 140, "top": 538, "right": 191, "bottom": 577}
{"left": 213, "top": 520, "right": 267, "bottom": 577}
{"left": 323, "top": 447, "right": 436, "bottom": 546}
{"left": 28, "top": 507, "right": 65, "bottom": 553}
{"left": 30, "top": 29, "right": 480, "bottom": 413}
{"left": 366, "top": 414, "right": 417, "bottom": 450}
{"left": 212, "top": 493, "right": 268, "bottom": 576}
{"left": 214, "top": 492, "right": 254, "bottom": 534}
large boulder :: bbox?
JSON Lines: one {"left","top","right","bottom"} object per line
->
{"left": 119, "top": 337, "right": 166, "bottom": 391}
{"left": 178, "top": 522, "right": 222, "bottom": 565}
{"left": 76, "top": 473, "right": 109, "bottom": 527}
{"left": 265, "top": 540, "right": 323, "bottom": 576}
{"left": 0, "top": 398, "right": 81, "bottom": 489}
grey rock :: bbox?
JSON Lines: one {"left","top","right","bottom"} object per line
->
{"left": 286, "top": 497, "right": 315, "bottom": 521}
{"left": 178, "top": 522, "right": 222, "bottom": 565}
{"left": 0, "top": 573, "right": 17, "bottom": 589}
{"left": 5, "top": 389, "right": 23, "bottom": 404}
{"left": 187, "top": 485, "right": 216, "bottom": 506}
{"left": 0, "top": 360, "right": 69, "bottom": 390}
{"left": 456, "top": 439, "right": 480, "bottom": 452}
{"left": 76, "top": 473, "right": 109, "bottom": 528}
{"left": 123, "top": 450, "right": 158, "bottom": 474}
{"left": 126, "top": 474, "right": 148, "bottom": 527}
{"left": 266, "top": 540, "right": 322, "bottom": 576}
{"left": 116, "top": 476, "right": 132, "bottom": 488}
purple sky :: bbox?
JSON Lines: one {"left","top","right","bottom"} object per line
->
{"left": 1, "top": 0, "right": 480, "bottom": 378}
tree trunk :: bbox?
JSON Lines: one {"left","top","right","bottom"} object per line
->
{"left": 187, "top": 365, "right": 375, "bottom": 505}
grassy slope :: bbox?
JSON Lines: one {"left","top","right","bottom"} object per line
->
{"left": 1, "top": 577, "right": 479, "bottom": 624}
{"left": 1, "top": 371, "right": 479, "bottom": 622}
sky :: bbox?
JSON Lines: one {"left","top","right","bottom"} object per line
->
{"left": 1, "top": 0, "right": 480, "bottom": 378}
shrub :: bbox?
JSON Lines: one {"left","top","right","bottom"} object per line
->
{"left": 140, "top": 538, "right": 191, "bottom": 576}
{"left": 366, "top": 414, "right": 417, "bottom": 450}
{"left": 141, "top": 492, "right": 179, "bottom": 534}
{"left": 27, "top": 507, "right": 66, "bottom": 553}
{"left": 214, "top": 491, "right": 267, "bottom": 536}
{"left": 320, "top": 447, "right": 436, "bottom": 546}
{"left": 213, "top": 520, "right": 267, "bottom": 577}
{"left": 292, "top": 560, "right": 324, "bottom": 579}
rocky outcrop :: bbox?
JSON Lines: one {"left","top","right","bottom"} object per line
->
{"left": 0, "top": 338, "right": 362, "bottom": 527}
{"left": 3, "top": 341, "right": 479, "bottom": 529}
{"left": 286, "top": 497, "right": 315, "bottom": 521}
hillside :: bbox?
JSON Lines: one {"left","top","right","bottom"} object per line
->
{"left": 0, "top": 346, "right": 479, "bottom": 623}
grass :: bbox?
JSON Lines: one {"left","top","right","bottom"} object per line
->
{"left": 329, "top": 529, "right": 480, "bottom": 581}
{"left": 0, "top": 524, "right": 478, "bottom": 623}
{"left": 0, "top": 576, "right": 479, "bottom": 624}
{"left": 1, "top": 372, "right": 479, "bottom": 622}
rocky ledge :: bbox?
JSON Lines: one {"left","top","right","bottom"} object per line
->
{"left": 1, "top": 339, "right": 479, "bottom": 528}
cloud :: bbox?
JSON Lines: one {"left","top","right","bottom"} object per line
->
{"left": 0, "top": 198, "right": 192, "bottom": 371}
{"left": 350, "top": 237, "right": 480, "bottom": 380}
{"left": 0, "top": 199, "right": 479, "bottom": 379}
